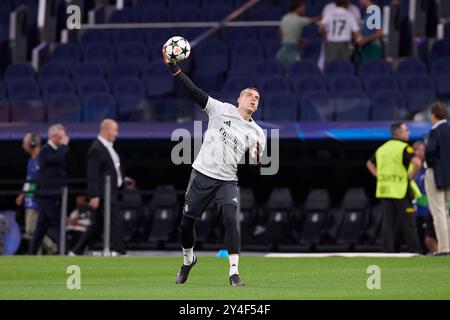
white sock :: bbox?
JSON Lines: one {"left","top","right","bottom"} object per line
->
{"left": 182, "top": 247, "right": 194, "bottom": 265}
{"left": 229, "top": 254, "right": 239, "bottom": 276}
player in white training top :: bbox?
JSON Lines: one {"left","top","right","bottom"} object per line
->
{"left": 163, "top": 47, "right": 266, "bottom": 286}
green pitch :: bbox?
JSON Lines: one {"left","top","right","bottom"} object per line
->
{"left": 1, "top": 256, "right": 449, "bottom": 300}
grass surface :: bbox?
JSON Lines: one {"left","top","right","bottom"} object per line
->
{"left": 1, "top": 256, "right": 449, "bottom": 300}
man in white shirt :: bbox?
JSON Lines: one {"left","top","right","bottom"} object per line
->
{"left": 320, "top": 0, "right": 361, "bottom": 62}
{"left": 163, "top": 47, "right": 266, "bottom": 286}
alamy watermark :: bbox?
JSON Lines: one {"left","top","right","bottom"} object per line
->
{"left": 66, "top": 265, "right": 81, "bottom": 290}
{"left": 366, "top": 265, "right": 381, "bottom": 290}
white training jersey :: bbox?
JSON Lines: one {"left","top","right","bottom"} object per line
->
{"left": 321, "top": 7, "right": 360, "bottom": 42}
{"left": 192, "top": 97, "right": 266, "bottom": 181}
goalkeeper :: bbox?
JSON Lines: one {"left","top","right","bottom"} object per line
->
{"left": 163, "top": 46, "right": 266, "bottom": 286}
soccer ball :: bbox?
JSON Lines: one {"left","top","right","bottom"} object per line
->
{"left": 163, "top": 36, "right": 191, "bottom": 63}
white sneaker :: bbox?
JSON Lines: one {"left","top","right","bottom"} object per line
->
{"left": 68, "top": 251, "right": 77, "bottom": 256}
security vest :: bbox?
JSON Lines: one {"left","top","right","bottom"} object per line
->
{"left": 375, "top": 139, "right": 411, "bottom": 199}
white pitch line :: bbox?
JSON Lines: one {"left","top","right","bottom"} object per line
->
{"left": 265, "top": 253, "right": 420, "bottom": 258}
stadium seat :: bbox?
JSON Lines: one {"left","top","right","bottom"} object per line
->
{"left": 47, "top": 94, "right": 81, "bottom": 122}
{"left": 206, "top": 4, "right": 233, "bottom": 21}
{"left": 334, "top": 91, "right": 371, "bottom": 121}
{"left": 327, "top": 75, "right": 362, "bottom": 93}
{"left": 302, "top": 40, "right": 322, "bottom": 63}
{"left": 119, "top": 188, "right": 143, "bottom": 243}
{"left": 168, "top": 0, "right": 201, "bottom": 7}
{"left": 4, "top": 63, "right": 35, "bottom": 82}
{"left": 221, "top": 76, "right": 257, "bottom": 97}
{"left": 107, "top": 63, "right": 140, "bottom": 86}
{"left": 288, "top": 60, "right": 320, "bottom": 78}
{"left": 7, "top": 79, "right": 40, "bottom": 100}
{"left": 145, "top": 29, "right": 174, "bottom": 49}
{"left": 192, "top": 72, "right": 223, "bottom": 92}
{"left": 38, "top": 63, "right": 69, "bottom": 84}
{"left": 111, "top": 29, "right": 144, "bottom": 45}
{"left": 358, "top": 59, "right": 391, "bottom": 77}
{"left": 222, "top": 28, "right": 258, "bottom": 48}
{"left": 80, "top": 29, "right": 110, "bottom": 45}
{"left": 258, "top": 76, "right": 291, "bottom": 94}
{"left": 42, "top": 79, "right": 75, "bottom": 101}
{"left": 355, "top": 204, "right": 383, "bottom": 251}
{"left": 194, "top": 201, "right": 222, "bottom": 246}
{"left": 258, "top": 27, "right": 279, "bottom": 41}
{"left": 144, "top": 185, "right": 179, "bottom": 243}
{"left": 238, "top": 188, "right": 260, "bottom": 246}
{"left": 194, "top": 39, "right": 229, "bottom": 75}
{"left": 431, "top": 58, "right": 450, "bottom": 98}
{"left": 51, "top": 43, "right": 80, "bottom": 66}
{"left": 301, "top": 24, "right": 321, "bottom": 40}
{"left": 252, "top": 60, "right": 284, "bottom": 77}
{"left": 81, "top": 94, "right": 116, "bottom": 122}
{"left": 398, "top": 75, "right": 436, "bottom": 114}
{"left": 395, "top": 57, "right": 427, "bottom": 79}
{"left": 292, "top": 75, "right": 327, "bottom": 97}
{"left": 0, "top": 82, "right": 6, "bottom": 99}
{"left": 429, "top": 39, "right": 450, "bottom": 67}
{"left": 324, "top": 60, "right": 355, "bottom": 77}
{"left": 143, "top": 62, "right": 174, "bottom": 97}
{"left": 300, "top": 91, "right": 335, "bottom": 122}
{"left": 136, "top": 0, "right": 166, "bottom": 9}
{"left": 252, "top": 5, "right": 283, "bottom": 21}
{"left": 264, "top": 92, "right": 298, "bottom": 121}
{"left": 77, "top": 79, "right": 109, "bottom": 98}
{"left": 0, "top": 99, "right": 10, "bottom": 123}
{"left": 82, "top": 43, "right": 115, "bottom": 69}
{"left": 113, "top": 78, "right": 146, "bottom": 120}
{"left": 140, "top": 8, "right": 171, "bottom": 22}
{"left": 117, "top": 41, "right": 149, "bottom": 68}
{"left": 298, "top": 189, "right": 331, "bottom": 247}
{"left": 108, "top": 8, "right": 139, "bottom": 23}
{"left": 173, "top": 6, "right": 205, "bottom": 22}
{"left": 371, "top": 90, "right": 407, "bottom": 121}
{"left": 362, "top": 74, "right": 398, "bottom": 97}
{"left": 73, "top": 63, "right": 104, "bottom": 83}
{"left": 260, "top": 188, "right": 296, "bottom": 247}
{"left": 263, "top": 39, "right": 281, "bottom": 60}
{"left": 10, "top": 99, "right": 45, "bottom": 123}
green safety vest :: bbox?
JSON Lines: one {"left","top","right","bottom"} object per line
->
{"left": 375, "top": 140, "right": 410, "bottom": 199}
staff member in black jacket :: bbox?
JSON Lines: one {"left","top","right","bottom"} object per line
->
{"left": 71, "top": 119, "right": 133, "bottom": 256}
{"left": 425, "top": 102, "right": 450, "bottom": 255}
{"left": 29, "top": 124, "right": 69, "bottom": 254}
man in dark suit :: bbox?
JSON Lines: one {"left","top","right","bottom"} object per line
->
{"left": 71, "top": 119, "right": 133, "bottom": 256}
{"left": 425, "top": 102, "right": 450, "bottom": 255}
{"left": 29, "top": 124, "right": 69, "bottom": 254}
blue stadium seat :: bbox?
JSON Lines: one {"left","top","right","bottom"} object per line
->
{"left": 143, "top": 62, "right": 174, "bottom": 97}
{"left": 327, "top": 75, "right": 362, "bottom": 93}
{"left": 206, "top": 4, "right": 233, "bottom": 21}
{"left": 264, "top": 92, "right": 298, "bottom": 121}
{"left": 146, "top": 97, "right": 179, "bottom": 122}
{"left": 47, "top": 94, "right": 80, "bottom": 122}
{"left": 302, "top": 40, "right": 322, "bottom": 62}
{"left": 358, "top": 59, "right": 391, "bottom": 77}
{"left": 111, "top": 29, "right": 144, "bottom": 45}
{"left": 77, "top": 79, "right": 109, "bottom": 98}
{"left": 192, "top": 72, "right": 223, "bottom": 92}
{"left": 395, "top": 57, "right": 427, "bottom": 78}
{"left": 145, "top": 29, "right": 173, "bottom": 48}
{"left": 0, "top": 82, "right": 5, "bottom": 99}
{"left": 10, "top": 99, "right": 45, "bottom": 123}
{"left": 51, "top": 43, "right": 80, "bottom": 66}
{"left": 82, "top": 43, "right": 115, "bottom": 68}
{"left": 73, "top": 63, "right": 104, "bottom": 83}
{"left": 431, "top": 58, "right": 450, "bottom": 98}
{"left": 7, "top": 79, "right": 40, "bottom": 100}
{"left": 252, "top": 60, "right": 284, "bottom": 77}
{"left": 334, "top": 91, "right": 371, "bottom": 121}
{"left": 221, "top": 76, "right": 257, "bottom": 97}
{"left": 107, "top": 63, "right": 140, "bottom": 86}
{"left": 4, "top": 63, "right": 35, "bottom": 82}
{"left": 300, "top": 91, "right": 335, "bottom": 121}
{"left": 288, "top": 60, "right": 320, "bottom": 78}
{"left": 258, "top": 27, "right": 279, "bottom": 41}
{"left": 136, "top": 0, "right": 166, "bottom": 9}
{"left": 230, "top": 39, "right": 264, "bottom": 75}
{"left": 80, "top": 29, "right": 110, "bottom": 45}
{"left": 371, "top": 90, "right": 406, "bottom": 121}
{"left": 263, "top": 39, "right": 281, "bottom": 60}
{"left": 301, "top": 24, "right": 321, "bottom": 40}
{"left": 109, "top": 8, "right": 139, "bottom": 23}
{"left": 178, "top": 28, "right": 208, "bottom": 42}
{"left": 362, "top": 74, "right": 398, "bottom": 97}
{"left": 292, "top": 75, "right": 327, "bottom": 97}
{"left": 173, "top": 6, "right": 205, "bottom": 22}
{"left": 168, "top": 0, "right": 201, "bottom": 7}
{"left": 222, "top": 28, "right": 258, "bottom": 48}
{"left": 140, "top": 8, "right": 171, "bottom": 22}
{"left": 117, "top": 41, "right": 149, "bottom": 68}
{"left": 0, "top": 99, "right": 9, "bottom": 123}
{"left": 113, "top": 78, "right": 146, "bottom": 119}
{"left": 194, "top": 39, "right": 229, "bottom": 75}
{"left": 258, "top": 76, "right": 291, "bottom": 94}
{"left": 429, "top": 39, "right": 450, "bottom": 67}
{"left": 324, "top": 60, "right": 355, "bottom": 77}
{"left": 42, "top": 79, "right": 75, "bottom": 101}
{"left": 81, "top": 94, "right": 117, "bottom": 122}
{"left": 252, "top": 5, "right": 283, "bottom": 21}
{"left": 398, "top": 75, "right": 436, "bottom": 114}
{"left": 38, "top": 63, "right": 69, "bottom": 84}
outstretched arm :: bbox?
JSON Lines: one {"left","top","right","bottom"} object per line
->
{"left": 163, "top": 47, "right": 208, "bottom": 109}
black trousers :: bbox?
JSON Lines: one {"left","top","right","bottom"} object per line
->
{"left": 72, "top": 200, "right": 125, "bottom": 254}
{"left": 381, "top": 198, "right": 422, "bottom": 253}
{"left": 29, "top": 197, "right": 60, "bottom": 254}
